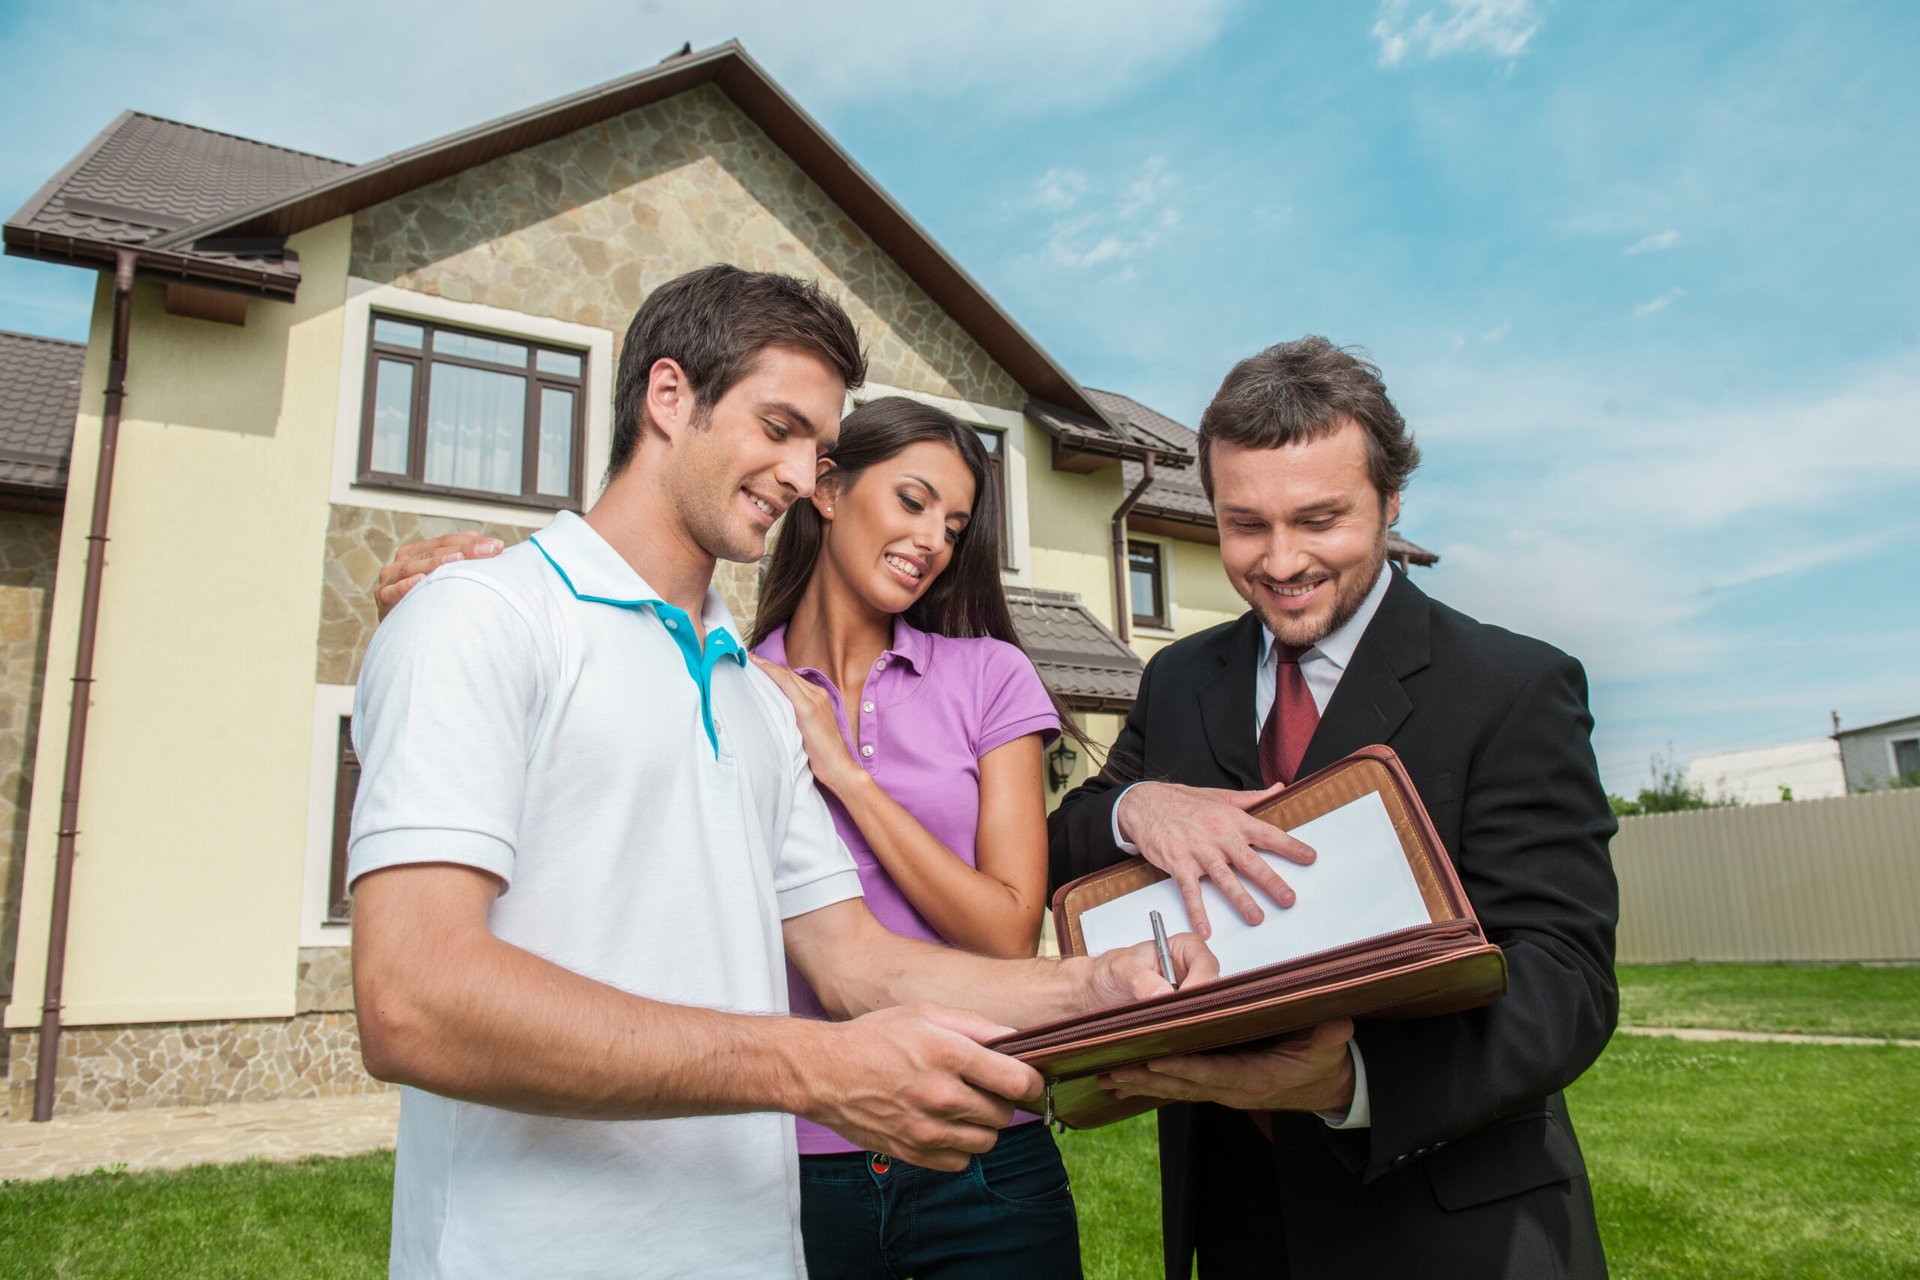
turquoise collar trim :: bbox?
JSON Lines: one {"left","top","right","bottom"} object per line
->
{"left": 531, "top": 532, "right": 745, "bottom": 757}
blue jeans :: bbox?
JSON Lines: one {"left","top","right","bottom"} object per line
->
{"left": 798, "top": 1120, "right": 1083, "bottom": 1278}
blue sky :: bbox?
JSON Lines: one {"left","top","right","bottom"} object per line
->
{"left": 2, "top": 0, "right": 1914, "bottom": 794}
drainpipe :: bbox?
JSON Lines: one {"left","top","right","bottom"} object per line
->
{"left": 1109, "top": 454, "right": 1156, "bottom": 645}
{"left": 33, "top": 248, "right": 138, "bottom": 1122}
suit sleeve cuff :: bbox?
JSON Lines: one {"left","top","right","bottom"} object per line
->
{"left": 1318, "top": 1040, "right": 1371, "bottom": 1130}
{"left": 1108, "top": 782, "right": 1144, "bottom": 855}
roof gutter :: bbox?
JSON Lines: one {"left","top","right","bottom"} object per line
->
{"left": 33, "top": 246, "right": 136, "bottom": 1122}
{"left": 3, "top": 226, "right": 299, "bottom": 298}
{"left": 1110, "top": 455, "right": 1156, "bottom": 645}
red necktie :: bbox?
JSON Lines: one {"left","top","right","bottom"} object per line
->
{"left": 1250, "top": 643, "right": 1316, "bottom": 1142}
{"left": 1258, "top": 643, "right": 1318, "bottom": 787}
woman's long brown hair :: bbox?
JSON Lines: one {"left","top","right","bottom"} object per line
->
{"left": 749, "top": 395, "right": 1089, "bottom": 749}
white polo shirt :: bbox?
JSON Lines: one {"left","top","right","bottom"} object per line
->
{"left": 349, "top": 510, "right": 862, "bottom": 1279}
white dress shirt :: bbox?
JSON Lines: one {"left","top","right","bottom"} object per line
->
{"left": 1113, "top": 561, "right": 1399, "bottom": 1129}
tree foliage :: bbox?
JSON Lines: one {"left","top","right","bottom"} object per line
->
{"left": 1608, "top": 751, "right": 1739, "bottom": 818}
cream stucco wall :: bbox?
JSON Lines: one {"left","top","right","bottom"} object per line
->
{"left": 5, "top": 220, "right": 352, "bottom": 1029}
{"left": 1127, "top": 532, "right": 1242, "bottom": 661}
{"left": 1022, "top": 424, "right": 1130, "bottom": 634}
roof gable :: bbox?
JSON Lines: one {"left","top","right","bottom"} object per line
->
{"left": 8, "top": 42, "right": 1126, "bottom": 434}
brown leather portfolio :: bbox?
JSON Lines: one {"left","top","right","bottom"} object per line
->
{"left": 993, "top": 745, "right": 1506, "bottom": 1129}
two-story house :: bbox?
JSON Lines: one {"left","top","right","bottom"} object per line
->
{"left": 0, "top": 41, "right": 1432, "bottom": 1121}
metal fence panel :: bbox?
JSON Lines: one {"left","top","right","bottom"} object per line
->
{"left": 1612, "top": 789, "right": 1920, "bottom": 963}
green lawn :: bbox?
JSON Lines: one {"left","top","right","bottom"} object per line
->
{"left": 1568, "top": 1035, "right": 1920, "bottom": 1280}
{"left": 1617, "top": 962, "right": 1920, "bottom": 1040}
{"left": 0, "top": 1151, "right": 394, "bottom": 1279}
{"left": 7, "top": 966, "right": 1919, "bottom": 1278}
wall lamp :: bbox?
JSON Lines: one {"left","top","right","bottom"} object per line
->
{"left": 1047, "top": 738, "right": 1079, "bottom": 793}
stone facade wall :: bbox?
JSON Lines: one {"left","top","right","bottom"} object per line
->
{"left": 321, "top": 502, "right": 766, "bottom": 686}
{"left": 295, "top": 946, "right": 354, "bottom": 1014}
{"left": 0, "top": 510, "right": 60, "bottom": 1008}
{"left": 319, "top": 504, "right": 536, "bottom": 686}
{"left": 350, "top": 84, "right": 1022, "bottom": 411}
{"left": 6, "top": 1013, "right": 389, "bottom": 1121}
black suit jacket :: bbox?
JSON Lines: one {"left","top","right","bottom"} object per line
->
{"left": 1049, "top": 570, "right": 1618, "bottom": 1279}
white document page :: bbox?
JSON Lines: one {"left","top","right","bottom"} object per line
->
{"left": 1079, "top": 790, "right": 1431, "bottom": 978}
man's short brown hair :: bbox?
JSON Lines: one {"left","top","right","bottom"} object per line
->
{"left": 1196, "top": 336, "right": 1420, "bottom": 502}
{"left": 608, "top": 264, "right": 867, "bottom": 476}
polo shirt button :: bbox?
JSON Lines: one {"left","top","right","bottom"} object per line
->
{"left": 861, "top": 744, "right": 875, "bottom": 757}
{"left": 862, "top": 701, "right": 874, "bottom": 713}
{"left": 874, "top": 658, "right": 887, "bottom": 670}
{"left": 663, "top": 618, "right": 678, "bottom": 630}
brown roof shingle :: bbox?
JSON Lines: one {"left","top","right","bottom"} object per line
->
{"left": 6, "top": 112, "right": 352, "bottom": 292}
{"left": 1006, "top": 586, "right": 1142, "bottom": 708}
{"left": 0, "top": 330, "right": 85, "bottom": 495}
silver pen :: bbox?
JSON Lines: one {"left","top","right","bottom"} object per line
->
{"left": 1150, "top": 909, "right": 1179, "bottom": 990}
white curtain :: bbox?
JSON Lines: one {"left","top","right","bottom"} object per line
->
{"left": 426, "top": 364, "right": 525, "bottom": 496}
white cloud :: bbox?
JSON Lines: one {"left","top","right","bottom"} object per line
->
{"left": 1625, "top": 229, "right": 1681, "bottom": 255}
{"left": 1044, "top": 157, "right": 1183, "bottom": 271}
{"left": 1119, "top": 156, "right": 1177, "bottom": 217}
{"left": 1699, "top": 527, "right": 1914, "bottom": 594}
{"left": 1371, "top": 0, "right": 1540, "bottom": 68}
{"left": 1406, "top": 353, "right": 1920, "bottom": 707}
{"left": 1480, "top": 321, "right": 1511, "bottom": 343}
{"left": 0, "top": 0, "right": 1244, "bottom": 169}
{"left": 1632, "top": 287, "right": 1685, "bottom": 318}
{"left": 1035, "top": 169, "right": 1090, "bottom": 211}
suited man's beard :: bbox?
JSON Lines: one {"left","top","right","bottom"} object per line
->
{"left": 1247, "top": 550, "right": 1387, "bottom": 650}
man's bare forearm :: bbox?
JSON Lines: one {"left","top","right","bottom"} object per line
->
{"left": 353, "top": 867, "right": 819, "bottom": 1120}
{"left": 807, "top": 928, "right": 1091, "bottom": 1028}
{"left": 788, "top": 899, "right": 1184, "bottom": 1032}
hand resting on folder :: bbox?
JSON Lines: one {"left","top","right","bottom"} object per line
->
{"left": 1083, "top": 792, "right": 1430, "bottom": 978}
{"left": 1114, "top": 779, "right": 1310, "bottom": 937}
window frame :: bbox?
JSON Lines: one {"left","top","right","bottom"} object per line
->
{"left": 326, "top": 716, "right": 360, "bottom": 925}
{"left": 1891, "top": 735, "right": 1920, "bottom": 782}
{"left": 1127, "top": 538, "right": 1170, "bottom": 630}
{"left": 976, "top": 426, "right": 1013, "bottom": 569}
{"left": 357, "top": 312, "right": 588, "bottom": 511}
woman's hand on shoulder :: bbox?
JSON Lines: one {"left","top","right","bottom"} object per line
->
{"left": 375, "top": 531, "right": 504, "bottom": 621}
{"left": 749, "top": 655, "right": 864, "bottom": 795}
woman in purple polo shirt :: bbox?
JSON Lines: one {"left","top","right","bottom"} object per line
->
{"left": 747, "top": 396, "right": 1088, "bottom": 1279}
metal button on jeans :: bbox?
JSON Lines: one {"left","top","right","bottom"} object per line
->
{"left": 868, "top": 1153, "right": 892, "bottom": 1175}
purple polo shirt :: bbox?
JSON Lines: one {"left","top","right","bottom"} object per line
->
{"left": 754, "top": 617, "right": 1059, "bottom": 1155}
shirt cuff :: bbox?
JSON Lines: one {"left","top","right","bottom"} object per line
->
{"left": 1108, "top": 782, "right": 1145, "bottom": 855}
{"left": 1317, "top": 1040, "right": 1371, "bottom": 1130}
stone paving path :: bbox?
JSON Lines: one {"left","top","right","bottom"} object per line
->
{"left": 5, "top": 1024, "right": 1916, "bottom": 1185}
{"left": 0, "top": 1091, "right": 398, "bottom": 1183}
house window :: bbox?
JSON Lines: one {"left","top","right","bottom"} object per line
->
{"left": 1129, "top": 540, "right": 1168, "bottom": 629}
{"left": 359, "top": 314, "right": 587, "bottom": 509}
{"left": 1894, "top": 737, "right": 1920, "bottom": 782}
{"left": 327, "top": 717, "right": 360, "bottom": 924}
{"left": 977, "top": 427, "right": 1012, "bottom": 568}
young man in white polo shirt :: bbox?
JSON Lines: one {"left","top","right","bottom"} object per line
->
{"left": 349, "top": 265, "right": 1207, "bottom": 1278}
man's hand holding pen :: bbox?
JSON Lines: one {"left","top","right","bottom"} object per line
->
{"left": 1080, "top": 927, "right": 1219, "bottom": 1010}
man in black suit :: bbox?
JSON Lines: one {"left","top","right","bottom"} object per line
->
{"left": 1049, "top": 338, "right": 1618, "bottom": 1279}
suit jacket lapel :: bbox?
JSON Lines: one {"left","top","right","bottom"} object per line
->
{"left": 1297, "top": 568, "right": 1431, "bottom": 776}
{"left": 1198, "top": 614, "right": 1264, "bottom": 789}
